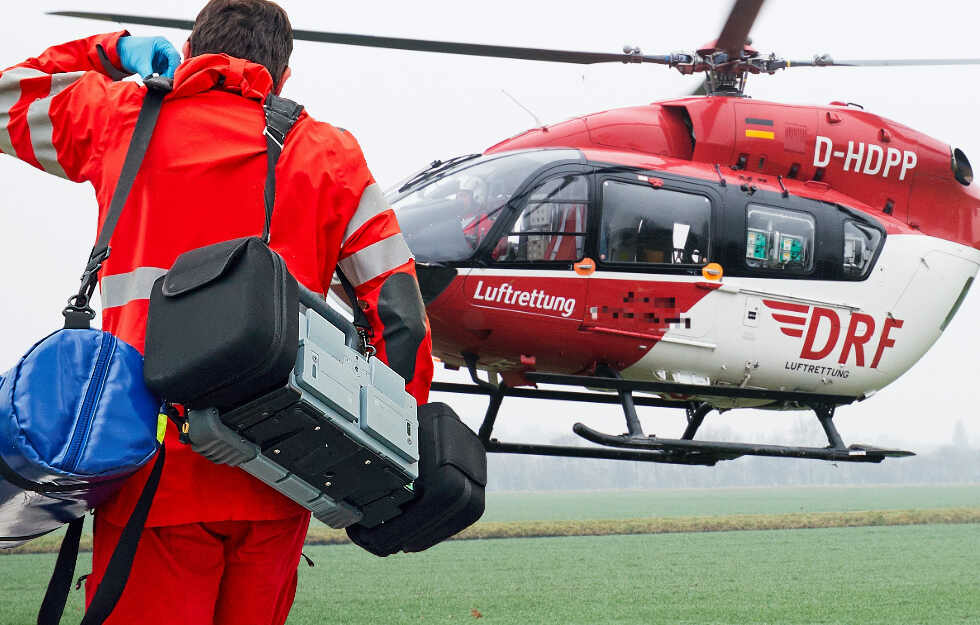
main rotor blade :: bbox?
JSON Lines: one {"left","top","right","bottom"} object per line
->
{"left": 48, "top": 11, "right": 670, "bottom": 65}
{"left": 791, "top": 56, "right": 980, "bottom": 67}
{"left": 715, "top": 0, "right": 765, "bottom": 57}
{"left": 47, "top": 11, "right": 194, "bottom": 31}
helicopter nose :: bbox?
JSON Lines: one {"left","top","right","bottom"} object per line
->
{"left": 415, "top": 263, "right": 458, "bottom": 304}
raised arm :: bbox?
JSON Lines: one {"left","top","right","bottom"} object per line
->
{"left": 0, "top": 32, "right": 178, "bottom": 183}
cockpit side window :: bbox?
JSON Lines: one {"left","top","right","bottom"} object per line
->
{"left": 745, "top": 204, "right": 815, "bottom": 274}
{"left": 842, "top": 220, "right": 882, "bottom": 278}
{"left": 493, "top": 175, "right": 590, "bottom": 262}
{"left": 599, "top": 181, "right": 710, "bottom": 266}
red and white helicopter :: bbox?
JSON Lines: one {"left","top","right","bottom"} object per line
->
{"left": 55, "top": 0, "right": 980, "bottom": 466}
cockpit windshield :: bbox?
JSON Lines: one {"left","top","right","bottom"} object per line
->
{"left": 389, "top": 149, "right": 584, "bottom": 263}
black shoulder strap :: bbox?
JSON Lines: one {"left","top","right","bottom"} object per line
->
{"left": 336, "top": 266, "right": 373, "bottom": 338}
{"left": 36, "top": 445, "right": 166, "bottom": 625}
{"left": 35, "top": 516, "right": 83, "bottom": 625}
{"left": 262, "top": 93, "right": 304, "bottom": 243}
{"left": 77, "top": 446, "right": 165, "bottom": 625}
{"left": 63, "top": 77, "right": 172, "bottom": 329}
{"left": 41, "top": 78, "right": 172, "bottom": 625}
{"left": 259, "top": 94, "right": 373, "bottom": 347}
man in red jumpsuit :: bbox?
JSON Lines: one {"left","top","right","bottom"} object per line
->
{"left": 0, "top": 1, "right": 433, "bottom": 623}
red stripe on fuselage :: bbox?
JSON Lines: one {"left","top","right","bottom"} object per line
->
{"left": 424, "top": 273, "right": 718, "bottom": 377}
{"left": 771, "top": 313, "right": 807, "bottom": 325}
{"left": 763, "top": 299, "right": 809, "bottom": 314}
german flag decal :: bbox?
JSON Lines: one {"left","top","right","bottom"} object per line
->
{"left": 745, "top": 117, "right": 775, "bottom": 140}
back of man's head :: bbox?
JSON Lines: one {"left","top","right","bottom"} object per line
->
{"left": 189, "top": 0, "right": 293, "bottom": 89}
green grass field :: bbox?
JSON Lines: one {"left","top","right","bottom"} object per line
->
{"left": 8, "top": 484, "right": 978, "bottom": 554}
{"left": 480, "top": 484, "right": 980, "bottom": 521}
{"left": 3, "top": 524, "right": 978, "bottom": 624}
{"left": 1, "top": 485, "right": 978, "bottom": 624}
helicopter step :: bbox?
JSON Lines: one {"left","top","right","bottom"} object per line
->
{"left": 430, "top": 358, "right": 915, "bottom": 466}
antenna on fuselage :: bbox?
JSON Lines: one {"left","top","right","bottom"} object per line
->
{"left": 500, "top": 89, "right": 544, "bottom": 129}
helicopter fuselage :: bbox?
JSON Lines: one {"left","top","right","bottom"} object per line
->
{"left": 391, "top": 96, "right": 980, "bottom": 407}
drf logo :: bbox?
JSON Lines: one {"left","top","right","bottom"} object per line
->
{"left": 764, "top": 300, "right": 903, "bottom": 368}
{"left": 813, "top": 135, "right": 917, "bottom": 181}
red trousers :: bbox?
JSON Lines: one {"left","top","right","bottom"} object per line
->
{"left": 86, "top": 512, "right": 311, "bottom": 625}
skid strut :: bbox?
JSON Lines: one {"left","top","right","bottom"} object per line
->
{"left": 597, "top": 365, "right": 644, "bottom": 437}
{"left": 430, "top": 361, "right": 915, "bottom": 465}
{"left": 682, "top": 403, "right": 712, "bottom": 440}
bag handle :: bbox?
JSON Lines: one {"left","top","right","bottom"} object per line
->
{"left": 63, "top": 77, "right": 172, "bottom": 330}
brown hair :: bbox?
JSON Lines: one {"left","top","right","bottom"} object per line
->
{"left": 189, "top": 0, "right": 293, "bottom": 88}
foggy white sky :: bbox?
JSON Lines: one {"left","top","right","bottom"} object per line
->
{"left": 1, "top": 0, "right": 979, "bottom": 452}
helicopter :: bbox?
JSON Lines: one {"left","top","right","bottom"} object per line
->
{"left": 50, "top": 0, "right": 980, "bottom": 467}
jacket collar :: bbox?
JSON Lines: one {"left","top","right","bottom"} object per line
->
{"left": 170, "top": 53, "right": 274, "bottom": 101}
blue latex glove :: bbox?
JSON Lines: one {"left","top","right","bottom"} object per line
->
{"left": 117, "top": 36, "right": 182, "bottom": 79}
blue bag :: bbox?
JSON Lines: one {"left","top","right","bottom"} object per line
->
{"left": 0, "top": 329, "right": 160, "bottom": 547}
{"left": 0, "top": 81, "right": 170, "bottom": 625}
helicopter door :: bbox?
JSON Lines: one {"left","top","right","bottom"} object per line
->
{"left": 461, "top": 172, "right": 591, "bottom": 368}
{"left": 587, "top": 177, "right": 715, "bottom": 344}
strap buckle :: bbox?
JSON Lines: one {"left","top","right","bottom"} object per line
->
{"left": 263, "top": 95, "right": 304, "bottom": 150}
{"left": 161, "top": 403, "right": 191, "bottom": 445}
{"left": 62, "top": 294, "right": 97, "bottom": 329}
{"left": 143, "top": 75, "right": 174, "bottom": 93}
{"left": 357, "top": 327, "right": 377, "bottom": 359}
{"left": 80, "top": 246, "right": 111, "bottom": 285}
{"left": 63, "top": 247, "right": 110, "bottom": 329}
{"left": 263, "top": 126, "right": 285, "bottom": 150}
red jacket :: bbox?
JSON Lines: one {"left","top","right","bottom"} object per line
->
{"left": 0, "top": 32, "right": 433, "bottom": 526}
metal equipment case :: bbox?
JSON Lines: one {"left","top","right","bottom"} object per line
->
{"left": 186, "top": 290, "right": 419, "bottom": 529}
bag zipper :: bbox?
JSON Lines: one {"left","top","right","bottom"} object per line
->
{"left": 64, "top": 333, "right": 115, "bottom": 472}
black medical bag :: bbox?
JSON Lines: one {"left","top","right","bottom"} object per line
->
{"left": 143, "top": 236, "right": 298, "bottom": 409}
{"left": 347, "top": 402, "right": 487, "bottom": 556}
{"left": 142, "top": 94, "right": 305, "bottom": 410}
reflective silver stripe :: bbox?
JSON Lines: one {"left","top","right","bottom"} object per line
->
{"left": 100, "top": 267, "right": 168, "bottom": 309}
{"left": 343, "top": 183, "right": 391, "bottom": 245}
{"left": 26, "top": 71, "right": 85, "bottom": 178}
{"left": 0, "top": 67, "right": 46, "bottom": 156}
{"left": 338, "top": 234, "right": 414, "bottom": 286}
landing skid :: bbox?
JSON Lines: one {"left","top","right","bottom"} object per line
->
{"left": 573, "top": 423, "right": 912, "bottom": 462}
{"left": 430, "top": 359, "right": 914, "bottom": 466}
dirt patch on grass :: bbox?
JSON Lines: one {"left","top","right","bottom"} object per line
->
{"left": 6, "top": 508, "right": 978, "bottom": 554}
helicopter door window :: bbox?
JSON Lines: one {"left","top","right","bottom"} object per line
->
{"left": 599, "top": 181, "right": 710, "bottom": 265}
{"left": 842, "top": 220, "right": 882, "bottom": 278}
{"left": 745, "top": 204, "right": 815, "bottom": 274}
{"left": 494, "top": 175, "right": 589, "bottom": 263}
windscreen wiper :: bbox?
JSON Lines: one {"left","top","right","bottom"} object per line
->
{"left": 397, "top": 153, "right": 482, "bottom": 193}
